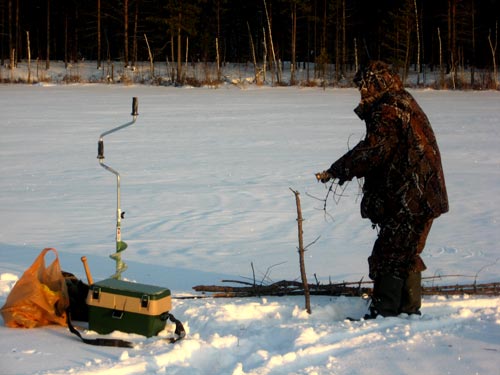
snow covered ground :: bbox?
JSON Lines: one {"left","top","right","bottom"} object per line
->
{"left": 1, "top": 83, "right": 499, "bottom": 374}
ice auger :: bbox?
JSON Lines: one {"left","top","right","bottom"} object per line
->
{"left": 97, "top": 97, "right": 139, "bottom": 279}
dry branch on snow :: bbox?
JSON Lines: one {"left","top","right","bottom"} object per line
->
{"left": 192, "top": 279, "right": 500, "bottom": 298}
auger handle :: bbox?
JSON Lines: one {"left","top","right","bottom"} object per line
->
{"left": 81, "top": 256, "right": 94, "bottom": 285}
{"left": 131, "top": 97, "right": 139, "bottom": 116}
{"left": 97, "top": 139, "right": 104, "bottom": 159}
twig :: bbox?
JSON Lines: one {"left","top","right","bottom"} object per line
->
{"left": 251, "top": 261, "right": 257, "bottom": 295}
{"left": 305, "top": 235, "right": 321, "bottom": 250}
{"left": 251, "top": 262, "right": 256, "bottom": 285}
{"left": 260, "top": 261, "right": 287, "bottom": 285}
{"left": 314, "top": 273, "right": 320, "bottom": 287}
{"left": 220, "top": 279, "right": 256, "bottom": 286}
{"left": 474, "top": 257, "right": 500, "bottom": 284}
{"left": 306, "top": 180, "right": 347, "bottom": 222}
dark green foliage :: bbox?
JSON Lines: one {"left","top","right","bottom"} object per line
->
{"left": 0, "top": 1, "right": 498, "bottom": 69}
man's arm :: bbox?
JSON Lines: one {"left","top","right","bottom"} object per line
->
{"left": 319, "top": 104, "right": 402, "bottom": 183}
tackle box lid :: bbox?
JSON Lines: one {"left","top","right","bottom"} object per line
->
{"left": 91, "top": 278, "right": 171, "bottom": 300}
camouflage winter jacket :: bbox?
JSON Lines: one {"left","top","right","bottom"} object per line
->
{"left": 328, "top": 66, "right": 448, "bottom": 224}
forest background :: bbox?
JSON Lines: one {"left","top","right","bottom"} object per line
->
{"left": 1, "top": 0, "right": 499, "bottom": 89}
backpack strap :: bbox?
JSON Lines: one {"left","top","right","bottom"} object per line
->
{"left": 161, "top": 312, "right": 186, "bottom": 343}
{"left": 66, "top": 309, "right": 133, "bottom": 347}
{"left": 66, "top": 309, "right": 186, "bottom": 346}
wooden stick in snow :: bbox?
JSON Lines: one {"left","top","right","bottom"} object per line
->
{"left": 290, "top": 188, "right": 311, "bottom": 314}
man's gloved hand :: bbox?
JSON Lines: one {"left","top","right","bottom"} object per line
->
{"left": 315, "top": 170, "right": 333, "bottom": 183}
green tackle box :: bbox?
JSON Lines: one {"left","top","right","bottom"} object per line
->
{"left": 86, "top": 278, "right": 172, "bottom": 337}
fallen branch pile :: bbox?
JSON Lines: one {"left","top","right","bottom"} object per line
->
{"left": 192, "top": 279, "right": 500, "bottom": 298}
{"left": 421, "top": 282, "right": 500, "bottom": 296}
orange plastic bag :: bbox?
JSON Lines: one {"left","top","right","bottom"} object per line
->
{"left": 1, "top": 248, "right": 69, "bottom": 328}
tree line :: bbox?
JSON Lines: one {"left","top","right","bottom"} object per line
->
{"left": 1, "top": 0, "right": 498, "bottom": 88}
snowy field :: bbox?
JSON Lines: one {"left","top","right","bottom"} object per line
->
{"left": 1, "top": 83, "right": 499, "bottom": 374}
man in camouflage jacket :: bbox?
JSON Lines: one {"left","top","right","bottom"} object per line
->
{"left": 317, "top": 61, "right": 448, "bottom": 317}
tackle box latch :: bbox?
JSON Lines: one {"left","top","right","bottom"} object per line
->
{"left": 92, "top": 287, "right": 101, "bottom": 300}
{"left": 141, "top": 294, "right": 150, "bottom": 308}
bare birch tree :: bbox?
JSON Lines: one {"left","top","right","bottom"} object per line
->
{"left": 488, "top": 22, "right": 498, "bottom": 89}
{"left": 132, "top": 0, "right": 139, "bottom": 68}
{"left": 291, "top": 1, "right": 297, "bottom": 84}
{"left": 124, "top": 0, "right": 129, "bottom": 67}
{"left": 97, "top": 0, "right": 101, "bottom": 69}
{"left": 26, "top": 31, "right": 31, "bottom": 83}
{"left": 45, "top": 0, "right": 50, "bottom": 69}
{"left": 414, "top": 0, "right": 421, "bottom": 85}
{"left": 176, "top": 11, "right": 182, "bottom": 82}
{"left": 448, "top": 0, "right": 458, "bottom": 88}
{"left": 438, "top": 27, "right": 445, "bottom": 88}
{"left": 263, "top": 0, "right": 280, "bottom": 84}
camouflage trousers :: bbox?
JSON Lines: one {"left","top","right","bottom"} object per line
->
{"left": 368, "top": 217, "right": 433, "bottom": 280}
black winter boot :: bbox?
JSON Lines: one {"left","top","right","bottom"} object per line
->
{"left": 400, "top": 272, "right": 422, "bottom": 315}
{"left": 370, "top": 275, "right": 404, "bottom": 318}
